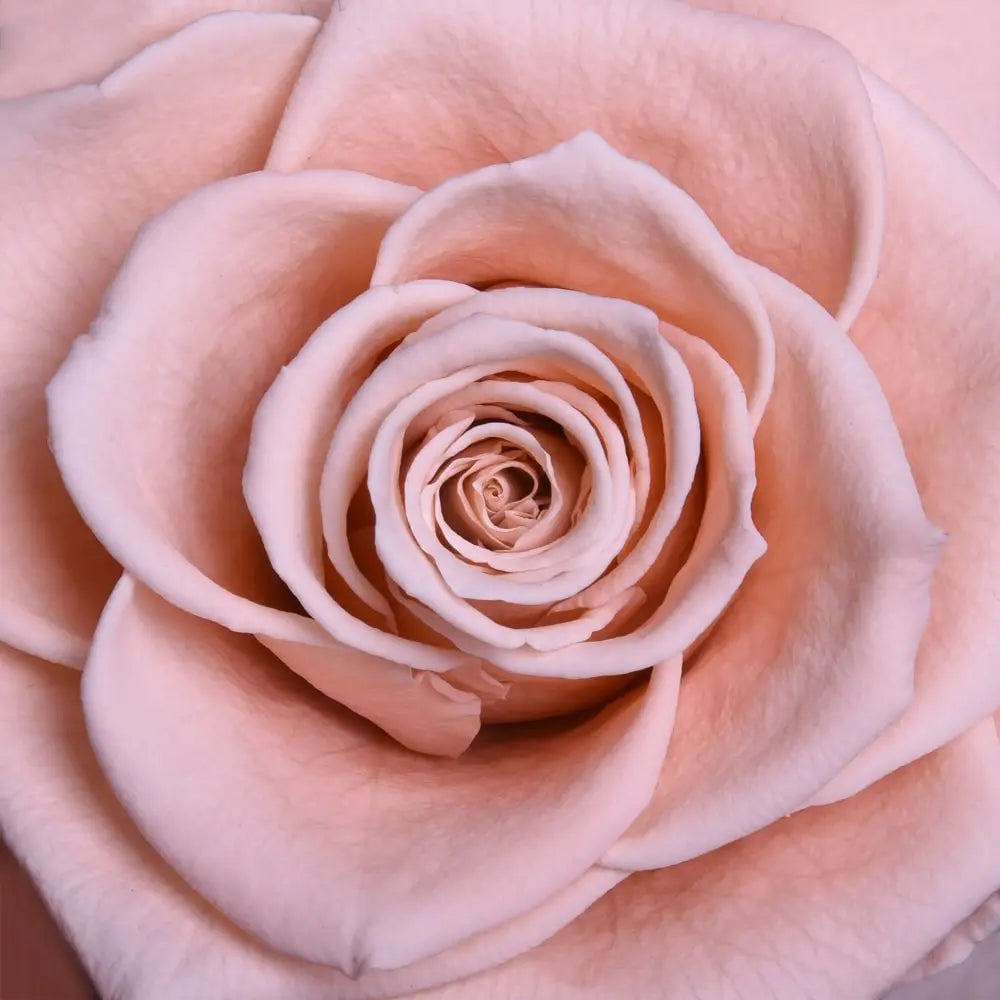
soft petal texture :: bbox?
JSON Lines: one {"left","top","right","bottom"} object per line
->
{"left": 269, "top": 0, "right": 884, "bottom": 326}
{"left": 47, "top": 169, "right": 415, "bottom": 653}
{"left": 0, "top": 0, "right": 330, "bottom": 99}
{"left": 812, "top": 76, "right": 1000, "bottom": 801}
{"left": 82, "top": 578, "right": 681, "bottom": 973}
{"left": 900, "top": 892, "right": 1000, "bottom": 984}
{"left": 371, "top": 132, "right": 775, "bottom": 425}
{"left": 245, "top": 280, "right": 481, "bottom": 672}
{"left": 0, "top": 643, "right": 630, "bottom": 1000}
{"left": 0, "top": 12, "right": 318, "bottom": 666}
{"left": 687, "top": 0, "right": 1000, "bottom": 185}
{"left": 258, "top": 635, "right": 482, "bottom": 757}
{"left": 412, "top": 721, "right": 1000, "bottom": 1000}
{"left": 602, "top": 263, "right": 942, "bottom": 871}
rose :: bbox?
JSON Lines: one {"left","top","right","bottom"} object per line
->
{"left": 1, "top": 2, "right": 999, "bottom": 999}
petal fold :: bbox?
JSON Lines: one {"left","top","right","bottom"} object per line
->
{"left": 0, "top": 12, "right": 318, "bottom": 665}
{"left": 82, "top": 578, "right": 681, "bottom": 973}
{"left": 271, "top": 0, "right": 884, "bottom": 324}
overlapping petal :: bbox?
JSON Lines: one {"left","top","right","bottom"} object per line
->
{"left": 371, "top": 132, "right": 774, "bottom": 425}
{"left": 0, "top": 0, "right": 330, "bottom": 99}
{"left": 269, "top": 0, "right": 884, "bottom": 325}
{"left": 418, "top": 721, "right": 1000, "bottom": 1000}
{"left": 687, "top": 0, "right": 1000, "bottom": 185}
{"left": 47, "top": 168, "right": 414, "bottom": 647}
{"left": 0, "top": 11, "right": 319, "bottom": 667}
{"left": 811, "top": 77, "right": 1000, "bottom": 801}
{"left": 603, "top": 263, "right": 943, "bottom": 871}
{"left": 82, "top": 578, "right": 680, "bottom": 973}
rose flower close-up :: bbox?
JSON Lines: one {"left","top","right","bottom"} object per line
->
{"left": 1, "top": 1, "right": 999, "bottom": 999}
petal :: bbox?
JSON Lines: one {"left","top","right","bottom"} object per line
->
{"left": 371, "top": 132, "right": 775, "bottom": 425}
{"left": 270, "top": 0, "right": 884, "bottom": 325}
{"left": 257, "top": 635, "right": 482, "bottom": 758}
{"left": 0, "top": 0, "right": 329, "bottom": 99}
{"left": 687, "top": 0, "right": 1000, "bottom": 185}
{"left": 47, "top": 168, "right": 415, "bottom": 653}
{"left": 83, "top": 578, "right": 681, "bottom": 973}
{"left": 811, "top": 77, "right": 1000, "bottom": 802}
{"left": 0, "top": 12, "right": 318, "bottom": 666}
{"left": 245, "top": 280, "right": 479, "bottom": 671}
{"left": 0, "top": 642, "right": 626, "bottom": 1000}
{"left": 413, "top": 720, "right": 1000, "bottom": 1000}
{"left": 602, "top": 263, "right": 943, "bottom": 871}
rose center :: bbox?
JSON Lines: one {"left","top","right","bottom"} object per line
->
{"left": 439, "top": 438, "right": 556, "bottom": 549}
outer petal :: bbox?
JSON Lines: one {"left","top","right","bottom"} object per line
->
{"left": 687, "top": 0, "right": 1000, "bottom": 185}
{"left": 47, "top": 168, "right": 415, "bottom": 650}
{"left": 0, "top": 0, "right": 331, "bottom": 99}
{"left": 413, "top": 721, "right": 1000, "bottom": 1000}
{"left": 269, "top": 0, "right": 884, "bottom": 326}
{"left": 0, "top": 12, "right": 318, "bottom": 667}
{"left": 82, "top": 578, "right": 681, "bottom": 973}
{"left": 812, "top": 77, "right": 1000, "bottom": 801}
{"left": 0, "top": 643, "right": 627, "bottom": 1000}
{"left": 602, "top": 263, "right": 942, "bottom": 871}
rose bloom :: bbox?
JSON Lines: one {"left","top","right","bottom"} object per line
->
{"left": 1, "top": 0, "right": 999, "bottom": 998}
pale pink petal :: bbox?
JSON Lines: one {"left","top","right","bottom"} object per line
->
{"left": 372, "top": 132, "right": 775, "bottom": 422}
{"left": 0, "top": 642, "right": 629, "bottom": 1000}
{"left": 83, "top": 578, "right": 681, "bottom": 972}
{"left": 245, "top": 280, "right": 478, "bottom": 672}
{"left": 270, "top": 0, "right": 884, "bottom": 325}
{"left": 602, "top": 263, "right": 943, "bottom": 871}
{"left": 47, "top": 169, "right": 415, "bottom": 654}
{"left": 687, "top": 0, "right": 1000, "bottom": 185}
{"left": 0, "top": 1, "right": 329, "bottom": 99}
{"left": 257, "top": 635, "right": 482, "bottom": 758}
{"left": 0, "top": 12, "right": 318, "bottom": 667}
{"left": 414, "top": 721, "right": 1000, "bottom": 1000}
{"left": 900, "top": 892, "right": 1000, "bottom": 984}
{"left": 811, "top": 77, "right": 1000, "bottom": 802}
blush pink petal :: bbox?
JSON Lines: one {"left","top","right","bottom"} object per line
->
{"left": 257, "top": 635, "right": 482, "bottom": 758}
{"left": 688, "top": 0, "right": 1000, "bottom": 185}
{"left": 47, "top": 168, "right": 415, "bottom": 655}
{"left": 414, "top": 721, "right": 1000, "bottom": 1000}
{"left": 270, "top": 0, "right": 884, "bottom": 326}
{"left": 82, "top": 578, "right": 682, "bottom": 973}
{"left": 0, "top": 643, "right": 633, "bottom": 1000}
{"left": 602, "top": 263, "right": 943, "bottom": 872}
{"left": 0, "top": 0, "right": 330, "bottom": 99}
{"left": 810, "top": 77, "right": 1000, "bottom": 802}
{"left": 0, "top": 12, "right": 318, "bottom": 667}
{"left": 245, "top": 280, "right": 479, "bottom": 672}
{"left": 372, "top": 132, "right": 774, "bottom": 424}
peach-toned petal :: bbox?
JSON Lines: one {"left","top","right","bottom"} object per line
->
{"left": 414, "top": 721, "right": 1000, "bottom": 1000}
{"left": 372, "top": 132, "right": 775, "bottom": 424}
{"left": 258, "top": 635, "right": 482, "bottom": 757}
{"left": 82, "top": 578, "right": 681, "bottom": 973}
{"left": 603, "top": 263, "right": 943, "bottom": 871}
{"left": 900, "top": 892, "right": 1000, "bottom": 985}
{"left": 0, "top": 12, "right": 318, "bottom": 667}
{"left": 810, "top": 78, "right": 1000, "bottom": 802}
{"left": 47, "top": 169, "right": 414, "bottom": 655}
{"left": 0, "top": 1, "right": 329, "bottom": 99}
{"left": 688, "top": 0, "right": 1000, "bottom": 185}
{"left": 245, "top": 280, "right": 478, "bottom": 672}
{"left": 270, "top": 0, "right": 884, "bottom": 325}
{"left": 0, "top": 642, "right": 630, "bottom": 1000}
